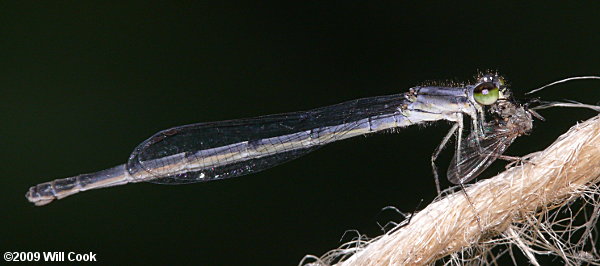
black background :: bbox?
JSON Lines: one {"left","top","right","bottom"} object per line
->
{"left": 2, "top": 2, "right": 600, "bottom": 265}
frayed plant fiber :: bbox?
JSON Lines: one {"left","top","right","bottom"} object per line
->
{"left": 303, "top": 114, "right": 600, "bottom": 265}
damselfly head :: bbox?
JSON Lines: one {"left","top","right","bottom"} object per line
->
{"left": 472, "top": 74, "right": 509, "bottom": 106}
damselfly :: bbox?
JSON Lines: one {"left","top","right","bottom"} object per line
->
{"left": 27, "top": 73, "right": 587, "bottom": 206}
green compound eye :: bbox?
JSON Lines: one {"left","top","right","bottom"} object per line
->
{"left": 473, "top": 82, "right": 500, "bottom": 105}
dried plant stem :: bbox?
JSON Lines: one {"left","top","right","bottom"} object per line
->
{"left": 319, "top": 115, "right": 600, "bottom": 265}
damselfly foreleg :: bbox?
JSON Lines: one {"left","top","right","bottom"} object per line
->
{"left": 430, "top": 113, "right": 463, "bottom": 195}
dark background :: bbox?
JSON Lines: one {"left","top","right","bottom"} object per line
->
{"left": 2, "top": 2, "right": 600, "bottom": 265}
